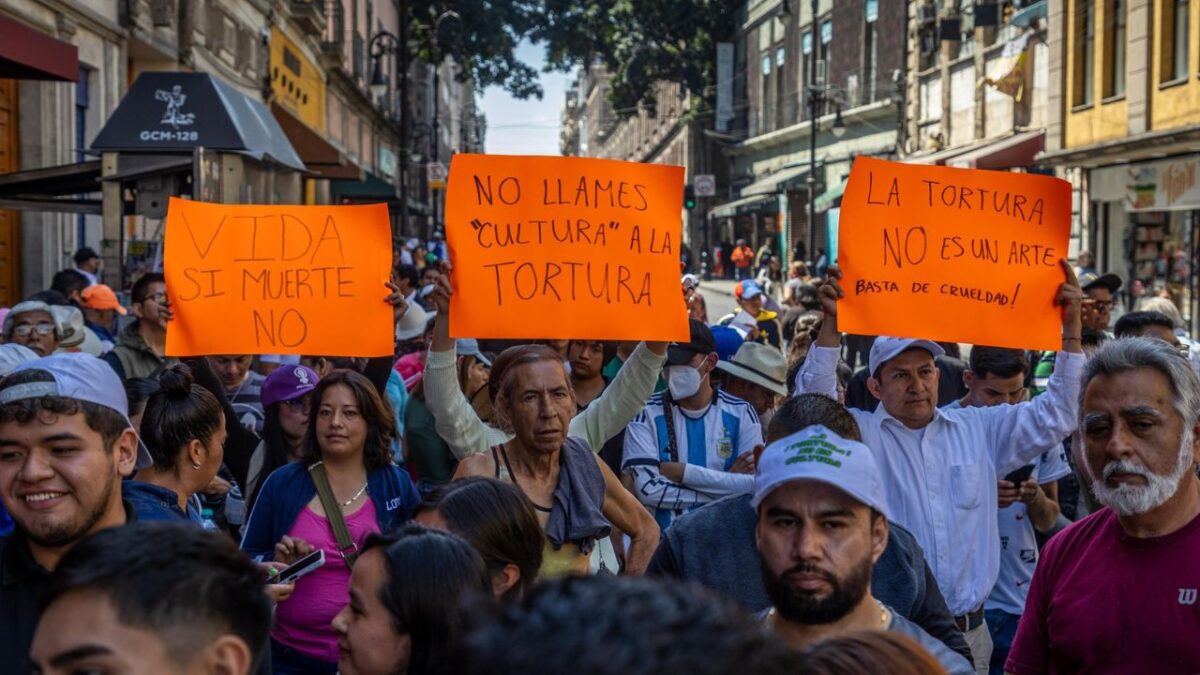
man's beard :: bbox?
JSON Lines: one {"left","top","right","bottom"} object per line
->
{"left": 24, "top": 473, "right": 116, "bottom": 549}
{"left": 1089, "top": 430, "right": 1197, "bottom": 516}
{"left": 762, "top": 555, "right": 873, "bottom": 625}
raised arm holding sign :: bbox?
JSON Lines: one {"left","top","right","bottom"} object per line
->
{"left": 828, "top": 157, "right": 1079, "bottom": 352}
{"left": 444, "top": 154, "right": 690, "bottom": 342}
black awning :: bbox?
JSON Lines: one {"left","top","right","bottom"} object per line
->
{"left": 90, "top": 72, "right": 305, "bottom": 171}
{"left": 0, "top": 155, "right": 192, "bottom": 214}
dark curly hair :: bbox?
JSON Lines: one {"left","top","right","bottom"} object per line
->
{"left": 299, "top": 369, "right": 395, "bottom": 471}
{"left": 449, "top": 576, "right": 797, "bottom": 675}
{"left": 0, "top": 369, "right": 129, "bottom": 450}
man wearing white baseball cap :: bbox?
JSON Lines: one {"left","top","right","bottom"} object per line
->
{"left": 0, "top": 352, "right": 153, "bottom": 670}
{"left": 754, "top": 425, "right": 973, "bottom": 675}
{"left": 794, "top": 263, "right": 1084, "bottom": 674}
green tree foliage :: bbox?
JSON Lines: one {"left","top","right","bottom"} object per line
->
{"left": 408, "top": 1, "right": 543, "bottom": 99}
{"left": 530, "top": 0, "right": 742, "bottom": 115}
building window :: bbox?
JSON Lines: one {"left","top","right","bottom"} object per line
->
{"left": 1074, "top": 0, "right": 1095, "bottom": 106}
{"left": 1163, "top": 0, "right": 1190, "bottom": 82}
{"left": 1105, "top": 0, "right": 1126, "bottom": 97}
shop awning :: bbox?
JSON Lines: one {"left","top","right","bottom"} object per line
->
{"left": 740, "top": 164, "right": 810, "bottom": 196}
{"left": 0, "top": 16, "right": 78, "bottom": 82}
{"left": 709, "top": 193, "right": 778, "bottom": 219}
{"left": 271, "top": 104, "right": 363, "bottom": 180}
{"left": 90, "top": 72, "right": 305, "bottom": 171}
{"left": 904, "top": 142, "right": 980, "bottom": 165}
{"left": 947, "top": 129, "right": 1045, "bottom": 170}
{"left": 0, "top": 155, "right": 192, "bottom": 214}
{"left": 813, "top": 177, "right": 848, "bottom": 211}
{"left": 332, "top": 171, "right": 399, "bottom": 200}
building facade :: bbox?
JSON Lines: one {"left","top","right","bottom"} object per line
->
{"left": 0, "top": 0, "right": 485, "bottom": 303}
{"left": 713, "top": 0, "right": 907, "bottom": 270}
{"left": 1041, "top": 0, "right": 1198, "bottom": 331}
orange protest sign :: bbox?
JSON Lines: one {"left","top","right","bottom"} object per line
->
{"left": 837, "top": 157, "right": 1071, "bottom": 351}
{"left": 445, "top": 154, "right": 690, "bottom": 341}
{"left": 163, "top": 198, "right": 393, "bottom": 357}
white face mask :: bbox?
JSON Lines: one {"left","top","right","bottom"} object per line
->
{"left": 666, "top": 365, "right": 703, "bottom": 399}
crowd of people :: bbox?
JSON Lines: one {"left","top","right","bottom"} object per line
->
{"left": 0, "top": 241, "right": 1197, "bottom": 675}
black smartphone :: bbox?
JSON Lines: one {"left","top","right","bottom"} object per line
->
{"left": 1003, "top": 464, "right": 1036, "bottom": 484}
{"left": 267, "top": 549, "right": 325, "bottom": 585}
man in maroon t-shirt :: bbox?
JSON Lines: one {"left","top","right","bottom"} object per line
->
{"left": 1006, "top": 338, "right": 1200, "bottom": 675}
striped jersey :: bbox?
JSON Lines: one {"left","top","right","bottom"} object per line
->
{"left": 622, "top": 389, "right": 762, "bottom": 529}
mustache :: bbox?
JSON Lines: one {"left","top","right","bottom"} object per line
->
{"left": 1101, "top": 459, "right": 1153, "bottom": 481}
{"left": 781, "top": 563, "right": 838, "bottom": 584}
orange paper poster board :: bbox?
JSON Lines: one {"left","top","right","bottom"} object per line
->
{"left": 163, "top": 198, "right": 393, "bottom": 357}
{"left": 445, "top": 154, "right": 690, "bottom": 341}
{"left": 837, "top": 157, "right": 1071, "bottom": 351}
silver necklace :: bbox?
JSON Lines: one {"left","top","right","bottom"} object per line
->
{"left": 340, "top": 482, "right": 368, "bottom": 507}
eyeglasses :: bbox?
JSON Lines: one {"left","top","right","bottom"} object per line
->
{"left": 12, "top": 322, "right": 55, "bottom": 338}
{"left": 1088, "top": 301, "right": 1114, "bottom": 312}
{"left": 282, "top": 396, "right": 313, "bottom": 414}
{"left": 138, "top": 291, "right": 169, "bottom": 305}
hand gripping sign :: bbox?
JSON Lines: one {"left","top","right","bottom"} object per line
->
{"left": 163, "top": 198, "right": 394, "bottom": 356}
{"left": 445, "top": 154, "right": 690, "bottom": 341}
{"left": 836, "top": 157, "right": 1071, "bottom": 351}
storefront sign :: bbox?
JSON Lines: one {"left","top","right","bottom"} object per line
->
{"left": 1125, "top": 157, "right": 1200, "bottom": 211}
{"left": 445, "top": 154, "right": 689, "bottom": 341}
{"left": 837, "top": 157, "right": 1071, "bottom": 351}
{"left": 163, "top": 198, "right": 393, "bottom": 356}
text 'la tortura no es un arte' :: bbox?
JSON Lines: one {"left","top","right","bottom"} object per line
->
{"left": 176, "top": 211, "right": 357, "bottom": 349}
{"left": 853, "top": 170, "right": 1058, "bottom": 309}
{"left": 469, "top": 174, "right": 676, "bottom": 307}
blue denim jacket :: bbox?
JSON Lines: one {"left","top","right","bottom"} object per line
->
{"left": 239, "top": 461, "right": 419, "bottom": 560}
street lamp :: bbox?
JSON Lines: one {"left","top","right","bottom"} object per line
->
{"left": 429, "top": 10, "right": 462, "bottom": 239}
{"left": 369, "top": 27, "right": 409, "bottom": 239}
{"left": 832, "top": 106, "right": 846, "bottom": 138}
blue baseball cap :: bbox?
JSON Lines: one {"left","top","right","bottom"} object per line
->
{"left": 0, "top": 353, "right": 152, "bottom": 469}
{"left": 736, "top": 279, "right": 765, "bottom": 300}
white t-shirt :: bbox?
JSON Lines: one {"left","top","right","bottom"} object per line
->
{"left": 985, "top": 443, "right": 1071, "bottom": 615}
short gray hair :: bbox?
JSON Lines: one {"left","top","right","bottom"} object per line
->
{"left": 1080, "top": 337, "right": 1200, "bottom": 429}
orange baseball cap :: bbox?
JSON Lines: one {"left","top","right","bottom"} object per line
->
{"left": 80, "top": 284, "right": 128, "bottom": 315}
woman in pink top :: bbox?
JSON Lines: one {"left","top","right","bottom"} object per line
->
{"left": 241, "top": 370, "right": 420, "bottom": 675}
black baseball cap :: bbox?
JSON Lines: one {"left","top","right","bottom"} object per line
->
{"left": 1079, "top": 272, "right": 1122, "bottom": 294}
{"left": 667, "top": 319, "right": 717, "bottom": 365}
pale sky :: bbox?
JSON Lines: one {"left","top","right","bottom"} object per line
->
{"left": 479, "top": 41, "right": 571, "bottom": 156}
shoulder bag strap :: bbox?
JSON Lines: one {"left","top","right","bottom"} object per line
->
{"left": 661, "top": 393, "right": 680, "bottom": 464}
{"left": 308, "top": 461, "right": 359, "bottom": 568}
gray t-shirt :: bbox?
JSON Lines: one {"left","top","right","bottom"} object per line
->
{"left": 227, "top": 370, "right": 266, "bottom": 434}
{"left": 756, "top": 605, "right": 974, "bottom": 675}
{"left": 889, "top": 611, "right": 975, "bottom": 675}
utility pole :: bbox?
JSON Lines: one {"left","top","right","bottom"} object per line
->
{"left": 806, "top": 0, "right": 819, "bottom": 264}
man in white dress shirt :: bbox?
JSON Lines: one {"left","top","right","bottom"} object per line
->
{"left": 793, "top": 261, "right": 1083, "bottom": 674}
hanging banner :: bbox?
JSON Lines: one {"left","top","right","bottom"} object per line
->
{"left": 163, "top": 198, "right": 394, "bottom": 357}
{"left": 837, "top": 157, "right": 1071, "bottom": 351}
{"left": 1125, "top": 157, "right": 1200, "bottom": 211}
{"left": 445, "top": 154, "right": 690, "bottom": 341}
